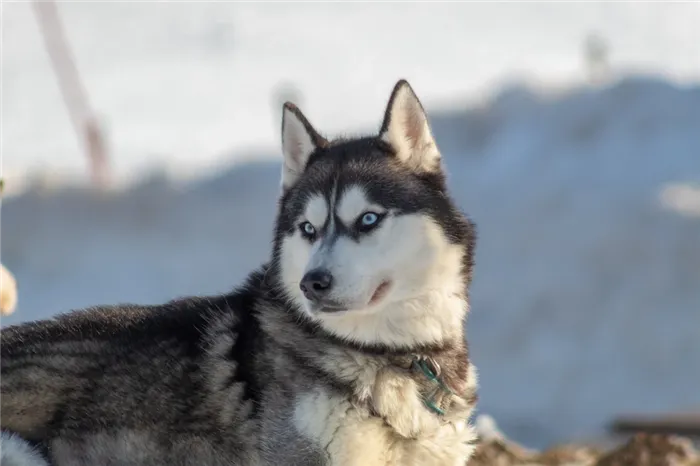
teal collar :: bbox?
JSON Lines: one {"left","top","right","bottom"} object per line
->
{"left": 411, "top": 356, "right": 455, "bottom": 416}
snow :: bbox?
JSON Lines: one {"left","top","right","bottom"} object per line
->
{"left": 2, "top": 1, "right": 700, "bottom": 451}
{"left": 3, "top": 2, "right": 700, "bottom": 182}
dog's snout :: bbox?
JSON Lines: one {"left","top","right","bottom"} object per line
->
{"left": 300, "top": 269, "right": 333, "bottom": 301}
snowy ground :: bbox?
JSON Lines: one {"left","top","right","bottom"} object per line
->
{"left": 2, "top": 2, "right": 700, "bottom": 450}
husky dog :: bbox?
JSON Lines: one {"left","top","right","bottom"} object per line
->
{"left": 1, "top": 80, "right": 479, "bottom": 465}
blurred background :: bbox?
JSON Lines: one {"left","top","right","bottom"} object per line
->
{"left": 1, "top": 1, "right": 699, "bottom": 450}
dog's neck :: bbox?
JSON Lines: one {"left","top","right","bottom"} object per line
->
{"left": 256, "top": 267, "right": 472, "bottom": 398}
{"left": 308, "top": 291, "right": 473, "bottom": 406}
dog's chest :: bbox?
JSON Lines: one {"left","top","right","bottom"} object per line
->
{"left": 289, "top": 353, "right": 477, "bottom": 466}
{"left": 291, "top": 386, "right": 475, "bottom": 466}
{"left": 292, "top": 387, "right": 393, "bottom": 466}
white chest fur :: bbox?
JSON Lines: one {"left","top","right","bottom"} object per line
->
{"left": 292, "top": 388, "right": 476, "bottom": 466}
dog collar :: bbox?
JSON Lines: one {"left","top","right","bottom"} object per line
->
{"left": 411, "top": 356, "right": 455, "bottom": 416}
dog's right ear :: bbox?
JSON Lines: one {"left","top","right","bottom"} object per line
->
{"left": 379, "top": 80, "right": 441, "bottom": 173}
{"left": 280, "top": 103, "right": 327, "bottom": 191}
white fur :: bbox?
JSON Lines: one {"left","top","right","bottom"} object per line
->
{"left": 304, "top": 194, "right": 329, "bottom": 228}
{"left": 279, "top": 184, "right": 467, "bottom": 347}
{"left": 314, "top": 348, "right": 450, "bottom": 440}
{"left": 379, "top": 81, "right": 441, "bottom": 173}
{"left": 335, "top": 186, "right": 384, "bottom": 226}
{"left": 371, "top": 366, "right": 442, "bottom": 438}
{"left": 0, "top": 432, "right": 50, "bottom": 466}
{"left": 293, "top": 388, "right": 476, "bottom": 466}
{"left": 281, "top": 105, "right": 319, "bottom": 190}
{"left": 1, "top": 263, "right": 18, "bottom": 316}
{"left": 294, "top": 389, "right": 393, "bottom": 465}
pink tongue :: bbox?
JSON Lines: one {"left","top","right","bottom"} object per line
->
{"left": 370, "top": 281, "right": 390, "bottom": 305}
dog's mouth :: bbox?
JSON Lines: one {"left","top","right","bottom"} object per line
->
{"left": 315, "top": 280, "right": 392, "bottom": 313}
{"left": 317, "top": 303, "right": 347, "bottom": 313}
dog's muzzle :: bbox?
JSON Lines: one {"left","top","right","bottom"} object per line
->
{"left": 300, "top": 268, "right": 347, "bottom": 312}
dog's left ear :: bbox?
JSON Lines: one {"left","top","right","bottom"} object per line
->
{"left": 379, "top": 80, "right": 441, "bottom": 173}
{"left": 280, "top": 102, "right": 328, "bottom": 191}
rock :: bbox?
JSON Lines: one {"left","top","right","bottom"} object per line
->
{"left": 468, "top": 416, "right": 698, "bottom": 466}
{"left": 595, "top": 433, "right": 700, "bottom": 466}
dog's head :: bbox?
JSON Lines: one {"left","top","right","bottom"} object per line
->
{"left": 272, "top": 80, "right": 476, "bottom": 350}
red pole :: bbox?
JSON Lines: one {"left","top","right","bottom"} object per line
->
{"left": 32, "top": 0, "right": 110, "bottom": 188}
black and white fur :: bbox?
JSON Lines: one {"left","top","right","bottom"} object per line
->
{"left": 1, "top": 80, "right": 479, "bottom": 465}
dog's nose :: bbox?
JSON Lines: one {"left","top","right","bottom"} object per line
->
{"left": 299, "top": 269, "right": 333, "bottom": 301}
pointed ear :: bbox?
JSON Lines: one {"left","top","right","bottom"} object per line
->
{"left": 281, "top": 102, "right": 327, "bottom": 191}
{"left": 379, "top": 80, "right": 441, "bottom": 172}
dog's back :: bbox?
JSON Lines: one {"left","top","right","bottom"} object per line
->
{"left": 2, "top": 302, "right": 200, "bottom": 436}
{"left": 0, "top": 296, "right": 262, "bottom": 465}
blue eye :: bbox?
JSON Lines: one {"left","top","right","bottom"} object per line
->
{"left": 361, "top": 212, "right": 378, "bottom": 226}
{"left": 300, "top": 221, "right": 316, "bottom": 238}
{"left": 357, "top": 211, "right": 384, "bottom": 233}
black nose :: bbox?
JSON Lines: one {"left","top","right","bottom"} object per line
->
{"left": 300, "top": 269, "right": 333, "bottom": 301}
